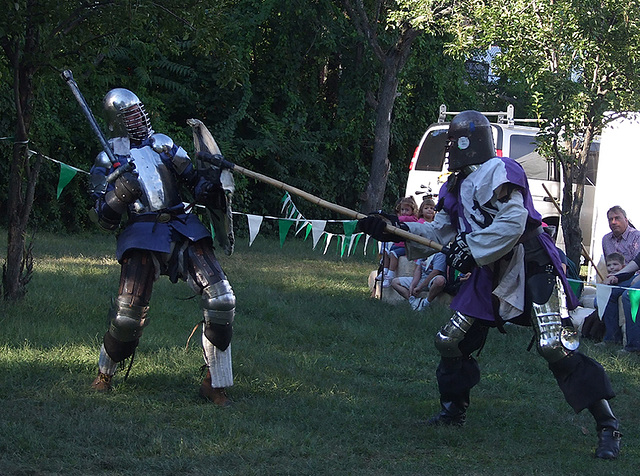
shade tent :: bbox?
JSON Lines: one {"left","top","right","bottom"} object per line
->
{"left": 587, "top": 112, "right": 640, "bottom": 281}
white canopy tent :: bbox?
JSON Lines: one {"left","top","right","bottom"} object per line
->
{"left": 587, "top": 112, "right": 640, "bottom": 281}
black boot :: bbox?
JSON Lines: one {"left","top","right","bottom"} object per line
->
{"left": 426, "top": 400, "right": 467, "bottom": 426}
{"left": 589, "top": 399, "right": 621, "bottom": 459}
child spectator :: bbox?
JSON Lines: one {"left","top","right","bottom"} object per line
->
{"left": 418, "top": 197, "right": 436, "bottom": 223}
{"left": 379, "top": 197, "right": 419, "bottom": 287}
{"left": 583, "top": 252, "right": 626, "bottom": 342}
{"left": 391, "top": 253, "right": 447, "bottom": 310}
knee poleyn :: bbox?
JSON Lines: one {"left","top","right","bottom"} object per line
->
{"left": 434, "top": 312, "right": 475, "bottom": 358}
{"left": 202, "top": 279, "right": 236, "bottom": 326}
{"left": 109, "top": 296, "right": 150, "bottom": 342}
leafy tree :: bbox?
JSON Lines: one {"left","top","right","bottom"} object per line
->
{"left": 339, "top": 0, "right": 457, "bottom": 212}
{"left": 0, "top": 0, "right": 235, "bottom": 300}
{"left": 466, "top": 0, "right": 640, "bottom": 265}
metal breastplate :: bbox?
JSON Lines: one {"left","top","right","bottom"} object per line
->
{"left": 129, "top": 146, "right": 182, "bottom": 213}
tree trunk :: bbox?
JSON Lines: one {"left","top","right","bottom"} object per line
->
{"left": 360, "top": 62, "right": 397, "bottom": 213}
{"left": 2, "top": 33, "right": 39, "bottom": 300}
{"left": 560, "top": 139, "right": 591, "bottom": 268}
{"left": 359, "top": 28, "right": 419, "bottom": 213}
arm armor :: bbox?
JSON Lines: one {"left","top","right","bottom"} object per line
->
{"left": 150, "top": 133, "right": 196, "bottom": 179}
{"left": 96, "top": 172, "right": 142, "bottom": 230}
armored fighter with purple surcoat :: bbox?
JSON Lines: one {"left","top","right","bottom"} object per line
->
{"left": 358, "top": 110, "right": 621, "bottom": 459}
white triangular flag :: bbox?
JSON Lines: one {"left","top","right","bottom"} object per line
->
{"left": 596, "top": 284, "right": 613, "bottom": 319}
{"left": 247, "top": 214, "right": 263, "bottom": 246}
{"left": 323, "top": 233, "right": 334, "bottom": 255}
{"left": 310, "top": 220, "right": 327, "bottom": 249}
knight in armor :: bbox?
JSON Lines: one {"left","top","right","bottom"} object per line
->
{"left": 358, "top": 111, "right": 621, "bottom": 459}
{"left": 89, "top": 88, "right": 235, "bottom": 406}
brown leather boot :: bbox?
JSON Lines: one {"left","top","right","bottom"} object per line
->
{"left": 199, "top": 370, "right": 232, "bottom": 406}
{"left": 91, "top": 371, "right": 113, "bottom": 392}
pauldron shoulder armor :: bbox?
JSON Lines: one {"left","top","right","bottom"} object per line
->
{"left": 150, "top": 133, "right": 174, "bottom": 154}
{"left": 95, "top": 151, "right": 112, "bottom": 169}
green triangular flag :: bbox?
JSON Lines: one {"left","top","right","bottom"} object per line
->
{"left": 57, "top": 163, "right": 77, "bottom": 199}
{"left": 304, "top": 223, "right": 312, "bottom": 240}
{"left": 568, "top": 279, "right": 582, "bottom": 298}
{"left": 279, "top": 219, "right": 295, "bottom": 247}
{"left": 629, "top": 289, "right": 640, "bottom": 323}
{"left": 351, "top": 233, "right": 362, "bottom": 255}
{"left": 341, "top": 220, "right": 357, "bottom": 257}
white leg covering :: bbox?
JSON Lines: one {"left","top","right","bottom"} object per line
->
{"left": 98, "top": 344, "right": 118, "bottom": 376}
{"left": 202, "top": 331, "right": 234, "bottom": 388}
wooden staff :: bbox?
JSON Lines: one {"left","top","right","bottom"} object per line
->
{"left": 187, "top": 118, "right": 442, "bottom": 251}
{"left": 541, "top": 183, "right": 604, "bottom": 281}
{"left": 232, "top": 162, "right": 443, "bottom": 251}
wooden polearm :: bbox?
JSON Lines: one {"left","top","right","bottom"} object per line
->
{"left": 197, "top": 151, "right": 443, "bottom": 252}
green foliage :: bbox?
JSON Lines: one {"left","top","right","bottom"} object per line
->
{"left": 457, "top": 0, "right": 640, "bottom": 264}
{"left": 0, "top": 0, "right": 485, "bottom": 233}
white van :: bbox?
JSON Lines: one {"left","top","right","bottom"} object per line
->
{"left": 404, "top": 105, "right": 598, "bottom": 252}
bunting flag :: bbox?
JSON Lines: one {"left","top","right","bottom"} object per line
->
{"left": 630, "top": 289, "right": 640, "bottom": 323}
{"left": 246, "top": 214, "right": 264, "bottom": 246}
{"left": 278, "top": 219, "right": 295, "bottom": 247}
{"left": 595, "top": 284, "right": 613, "bottom": 318}
{"left": 341, "top": 220, "right": 357, "bottom": 257}
{"left": 35, "top": 150, "right": 89, "bottom": 199}
{"left": 323, "top": 233, "right": 334, "bottom": 254}
{"left": 310, "top": 220, "right": 327, "bottom": 249}
{"left": 41, "top": 153, "right": 374, "bottom": 257}
{"left": 57, "top": 163, "right": 78, "bottom": 199}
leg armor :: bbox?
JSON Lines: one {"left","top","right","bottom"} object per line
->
{"left": 529, "top": 272, "right": 616, "bottom": 413}
{"left": 103, "top": 250, "right": 155, "bottom": 363}
{"left": 186, "top": 241, "right": 235, "bottom": 351}
{"left": 429, "top": 313, "right": 487, "bottom": 426}
{"left": 435, "top": 312, "right": 477, "bottom": 358}
{"left": 186, "top": 240, "right": 235, "bottom": 389}
{"left": 531, "top": 274, "right": 578, "bottom": 364}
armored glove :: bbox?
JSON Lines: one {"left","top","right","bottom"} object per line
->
{"left": 357, "top": 212, "right": 407, "bottom": 242}
{"left": 194, "top": 176, "right": 217, "bottom": 203}
{"left": 94, "top": 170, "right": 142, "bottom": 230}
{"left": 443, "top": 233, "right": 476, "bottom": 274}
{"left": 112, "top": 171, "right": 142, "bottom": 205}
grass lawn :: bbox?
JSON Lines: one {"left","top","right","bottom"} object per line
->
{"left": 0, "top": 229, "right": 638, "bottom": 475}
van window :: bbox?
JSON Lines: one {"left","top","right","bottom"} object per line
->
{"left": 509, "top": 134, "right": 557, "bottom": 181}
{"left": 415, "top": 129, "right": 448, "bottom": 171}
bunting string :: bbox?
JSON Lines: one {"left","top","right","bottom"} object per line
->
{"left": 17, "top": 148, "right": 640, "bottom": 299}
{"left": 35, "top": 152, "right": 372, "bottom": 258}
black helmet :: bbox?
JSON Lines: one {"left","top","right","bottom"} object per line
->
{"left": 446, "top": 110, "right": 495, "bottom": 171}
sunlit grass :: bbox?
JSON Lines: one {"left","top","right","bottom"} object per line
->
{"left": 1, "top": 229, "right": 639, "bottom": 474}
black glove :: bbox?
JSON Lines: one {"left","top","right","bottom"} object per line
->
{"left": 194, "top": 176, "right": 217, "bottom": 203}
{"left": 443, "top": 233, "right": 476, "bottom": 274}
{"left": 196, "top": 151, "right": 235, "bottom": 170}
{"left": 357, "top": 212, "right": 407, "bottom": 242}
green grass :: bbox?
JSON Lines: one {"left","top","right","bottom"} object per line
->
{"left": 1, "top": 230, "right": 639, "bottom": 475}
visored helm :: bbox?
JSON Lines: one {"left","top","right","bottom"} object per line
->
{"left": 103, "top": 88, "right": 153, "bottom": 141}
{"left": 446, "top": 110, "right": 495, "bottom": 171}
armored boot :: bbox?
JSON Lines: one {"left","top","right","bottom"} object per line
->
{"left": 199, "top": 369, "right": 232, "bottom": 407}
{"left": 589, "top": 399, "right": 621, "bottom": 459}
{"left": 426, "top": 391, "right": 469, "bottom": 427}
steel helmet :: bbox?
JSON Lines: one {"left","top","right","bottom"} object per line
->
{"left": 103, "top": 88, "right": 153, "bottom": 141}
